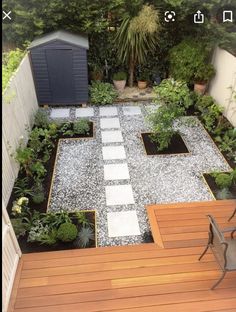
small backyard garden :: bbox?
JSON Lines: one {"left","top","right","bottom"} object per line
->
{"left": 3, "top": 1, "right": 236, "bottom": 253}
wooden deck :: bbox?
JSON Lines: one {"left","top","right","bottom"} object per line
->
{"left": 8, "top": 200, "right": 236, "bottom": 312}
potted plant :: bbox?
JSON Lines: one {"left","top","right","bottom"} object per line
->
{"left": 138, "top": 70, "right": 149, "bottom": 89}
{"left": 112, "top": 71, "right": 127, "bottom": 92}
{"left": 193, "top": 64, "right": 215, "bottom": 94}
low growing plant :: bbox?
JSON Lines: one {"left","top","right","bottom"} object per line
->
{"left": 14, "top": 177, "right": 34, "bottom": 198}
{"left": 32, "top": 182, "right": 45, "bottom": 204}
{"left": 214, "top": 128, "right": 236, "bottom": 160}
{"left": 73, "top": 119, "right": 90, "bottom": 135}
{"left": 74, "top": 226, "right": 94, "bottom": 248}
{"left": 11, "top": 218, "right": 29, "bottom": 238}
{"left": 113, "top": 71, "right": 127, "bottom": 80}
{"left": 34, "top": 110, "right": 50, "bottom": 128}
{"left": 57, "top": 222, "right": 78, "bottom": 242}
{"left": 90, "top": 81, "right": 118, "bottom": 105}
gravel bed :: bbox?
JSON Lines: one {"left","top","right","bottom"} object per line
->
{"left": 46, "top": 103, "right": 231, "bottom": 247}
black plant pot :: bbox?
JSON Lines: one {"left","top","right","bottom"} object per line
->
{"left": 152, "top": 73, "right": 161, "bottom": 86}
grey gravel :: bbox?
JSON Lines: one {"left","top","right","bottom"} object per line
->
{"left": 46, "top": 103, "right": 231, "bottom": 247}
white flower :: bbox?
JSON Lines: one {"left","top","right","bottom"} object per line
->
{"left": 17, "top": 197, "right": 29, "bottom": 206}
{"left": 12, "top": 204, "right": 22, "bottom": 214}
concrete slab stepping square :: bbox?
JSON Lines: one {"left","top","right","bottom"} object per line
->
{"left": 75, "top": 107, "right": 94, "bottom": 117}
{"left": 99, "top": 107, "right": 118, "bottom": 116}
{"left": 50, "top": 108, "right": 70, "bottom": 118}
{"left": 105, "top": 184, "right": 135, "bottom": 205}
{"left": 123, "top": 106, "right": 141, "bottom": 115}
{"left": 107, "top": 211, "right": 141, "bottom": 237}
{"left": 101, "top": 130, "right": 123, "bottom": 143}
{"left": 102, "top": 146, "right": 126, "bottom": 160}
{"left": 104, "top": 163, "right": 130, "bottom": 180}
{"left": 100, "top": 118, "right": 120, "bottom": 129}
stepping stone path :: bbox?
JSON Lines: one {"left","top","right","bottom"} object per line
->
{"left": 75, "top": 107, "right": 94, "bottom": 117}
{"left": 99, "top": 106, "right": 142, "bottom": 238}
{"left": 50, "top": 108, "right": 70, "bottom": 118}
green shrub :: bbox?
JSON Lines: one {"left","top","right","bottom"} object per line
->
{"left": 57, "top": 222, "right": 78, "bottom": 242}
{"left": 90, "top": 81, "right": 118, "bottom": 105}
{"left": 113, "top": 71, "right": 127, "bottom": 80}
{"left": 32, "top": 182, "right": 45, "bottom": 204}
{"left": 34, "top": 110, "right": 50, "bottom": 128}
{"left": 41, "top": 211, "right": 71, "bottom": 228}
{"left": 138, "top": 69, "right": 150, "bottom": 81}
{"left": 2, "top": 49, "right": 25, "bottom": 92}
{"left": 215, "top": 173, "right": 232, "bottom": 190}
{"left": 214, "top": 128, "right": 236, "bottom": 160}
{"left": 11, "top": 218, "right": 29, "bottom": 238}
{"left": 73, "top": 119, "right": 90, "bottom": 135}
{"left": 14, "top": 177, "right": 34, "bottom": 198}
{"left": 74, "top": 226, "right": 94, "bottom": 248}
{"left": 194, "top": 64, "right": 215, "bottom": 83}
{"left": 195, "top": 95, "right": 223, "bottom": 132}
{"left": 153, "top": 79, "right": 193, "bottom": 109}
{"left": 169, "top": 39, "right": 212, "bottom": 84}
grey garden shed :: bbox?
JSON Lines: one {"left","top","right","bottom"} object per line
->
{"left": 29, "top": 30, "right": 89, "bottom": 106}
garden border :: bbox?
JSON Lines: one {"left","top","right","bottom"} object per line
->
{"left": 46, "top": 121, "right": 96, "bottom": 212}
{"left": 139, "top": 132, "right": 191, "bottom": 157}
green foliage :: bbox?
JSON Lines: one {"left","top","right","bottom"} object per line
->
{"left": 32, "top": 182, "right": 45, "bottom": 204}
{"left": 15, "top": 145, "right": 34, "bottom": 176}
{"left": 2, "top": 49, "right": 25, "bottom": 92}
{"left": 214, "top": 128, "right": 236, "bottom": 160}
{"left": 194, "top": 64, "right": 216, "bottom": 83}
{"left": 57, "top": 222, "right": 78, "bottom": 242}
{"left": 138, "top": 69, "right": 150, "bottom": 81}
{"left": 27, "top": 220, "right": 58, "bottom": 245}
{"left": 30, "top": 161, "right": 47, "bottom": 180}
{"left": 74, "top": 211, "right": 92, "bottom": 227}
{"left": 90, "top": 81, "right": 118, "bottom": 105}
{"left": 75, "top": 226, "right": 94, "bottom": 248}
{"left": 113, "top": 71, "right": 127, "bottom": 80}
{"left": 34, "top": 110, "right": 50, "bottom": 128}
{"left": 14, "top": 177, "right": 34, "bottom": 198}
{"left": 41, "top": 211, "right": 71, "bottom": 229}
{"left": 73, "top": 120, "right": 90, "bottom": 135}
{"left": 216, "top": 188, "right": 234, "bottom": 200}
{"left": 115, "top": 4, "right": 160, "bottom": 86}
{"left": 154, "top": 79, "right": 193, "bottom": 109}
{"left": 11, "top": 218, "right": 29, "bottom": 238}
{"left": 195, "top": 95, "right": 223, "bottom": 132}
{"left": 169, "top": 39, "right": 213, "bottom": 84}
{"left": 214, "top": 173, "right": 233, "bottom": 190}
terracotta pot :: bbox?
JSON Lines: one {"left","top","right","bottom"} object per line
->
{"left": 138, "top": 81, "right": 147, "bottom": 89}
{"left": 194, "top": 82, "right": 207, "bottom": 95}
{"left": 113, "top": 80, "right": 126, "bottom": 92}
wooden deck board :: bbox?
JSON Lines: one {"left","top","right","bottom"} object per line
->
{"left": 8, "top": 200, "right": 236, "bottom": 312}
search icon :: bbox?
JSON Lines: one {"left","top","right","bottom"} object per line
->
{"left": 223, "top": 10, "right": 233, "bottom": 22}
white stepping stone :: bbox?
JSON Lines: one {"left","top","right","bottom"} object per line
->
{"left": 50, "top": 108, "right": 70, "bottom": 118}
{"left": 75, "top": 107, "right": 94, "bottom": 117}
{"left": 101, "top": 130, "right": 123, "bottom": 143}
{"left": 102, "top": 146, "right": 126, "bottom": 160}
{"left": 99, "top": 107, "right": 118, "bottom": 116}
{"left": 104, "top": 163, "right": 130, "bottom": 180}
{"left": 105, "top": 184, "right": 135, "bottom": 205}
{"left": 100, "top": 118, "right": 120, "bottom": 129}
{"left": 107, "top": 211, "right": 141, "bottom": 237}
{"left": 123, "top": 106, "right": 141, "bottom": 115}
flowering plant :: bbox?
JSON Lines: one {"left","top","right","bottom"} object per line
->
{"left": 12, "top": 196, "right": 29, "bottom": 216}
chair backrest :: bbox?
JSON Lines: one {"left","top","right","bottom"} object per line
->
{"left": 207, "top": 215, "right": 228, "bottom": 269}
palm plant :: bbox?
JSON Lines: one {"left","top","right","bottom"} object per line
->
{"left": 114, "top": 5, "right": 160, "bottom": 87}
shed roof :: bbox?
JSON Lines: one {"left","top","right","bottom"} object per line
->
{"left": 28, "top": 30, "right": 89, "bottom": 50}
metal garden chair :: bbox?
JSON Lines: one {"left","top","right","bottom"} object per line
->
{"left": 198, "top": 215, "right": 236, "bottom": 290}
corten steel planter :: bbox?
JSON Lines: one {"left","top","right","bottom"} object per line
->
{"left": 138, "top": 81, "right": 147, "bottom": 89}
{"left": 113, "top": 80, "right": 126, "bottom": 92}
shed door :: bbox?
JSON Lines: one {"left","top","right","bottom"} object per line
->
{"left": 46, "top": 49, "right": 76, "bottom": 104}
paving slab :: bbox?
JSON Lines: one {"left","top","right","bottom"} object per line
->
{"left": 101, "top": 130, "right": 123, "bottom": 143}
{"left": 100, "top": 118, "right": 120, "bottom": 129}
{"left": 102, "top": 146, "right": 126, "bottom": 160}
{"left": 104, "top": 163, "right": 130, "bottom": 180}
{"left": 75, "top": 107, "right": 94, "bottom": 117}
{"left": 50, "top": 108, "right": 70, "bottom": 118}
{"left": 99, "top": 107, "right": 118, "bottom": 116}
{"left": 105, "top": 184, "right": 135, "bottom": 205}
{"left": 123, "top": 106, "right": 142, "bottom": 115}
{"left": 107, "top": 211, "right": 141, "bottom": 237}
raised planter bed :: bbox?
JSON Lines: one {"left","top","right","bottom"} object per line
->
{"left": 141, "top": 132, "right": 189, "bottom": 155}
{"left": 202, "top": 173, "right": 236, "bottom": 200}
{"left": 17, "top": 210, "right": 97, "bottom": 253}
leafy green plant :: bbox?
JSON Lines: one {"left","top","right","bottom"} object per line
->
{"left": 32, "top": 182, "right": 45, "bottom": 204}
{"left": 195, "top": 95, "right": 223, "bottom": 132}
{"left": 113, "top": 71, "right": 127, "bottom": 80}
{"left": 90, "top": 81, "right": 118, "bottom": 105}
{"left": 59, "top": 122, "right": 73, "bottom": 136}
{"left": 30, "top": 161, "right": 47, "bottom": 180}
{"left": 14, "top": 177, "right": 34, "bottom": 198}
{"left": 73, "top": 120, "right": 90, "bottom": 135}
{"left": 214, "top": 129, "right": 236, "bottom": 160}
{"left": 169, "top": 38, "right": 213, "bottom": 84}
{"left": 27, "top": 220, "right": 58, "bottom": 245}
{"left": 11, "top": 218, "right": 29, "bottom": 238}
{"left": 36, "top": 228, "right": 58, "bottom": 246}
{"left": 154, "top": 79, "right": 193, "bottom": 109}
{"left": 34, "top": 110, "right": 50, "bottom": 129}
{"left": 214, "top": 173, "right": 233, "bottom": 190}
{"left": 57, "top": 222, "right": 78, "bottom": 242}
{"left": 2, "top": 49, "right": 25, "bottom": 92}
{"left": 216, "top": 188, "right": 234, "bottom": 200}
{"left": 15, "top": 145, "right": 34, "bottom": 176}
{"left": 41, "top": 211, "right": 71, "bottom": 229}
{"left": 138, "top": 69, "right": 150, "bottom": 81}
{"left": 74, "top": 211, "right": 91, "bottom": 227}
{"left": 193, "top": 64, "right": 216, "bottom": 84}
{"left": 75, "top": 226, "right": 94, "bottom": 248}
